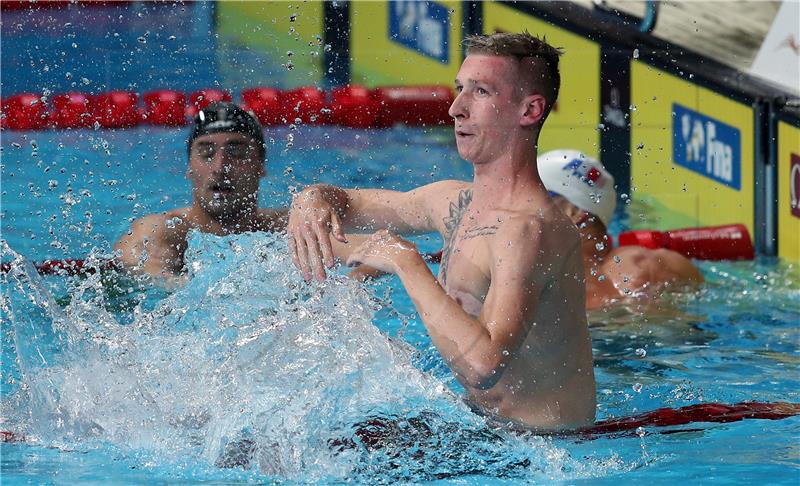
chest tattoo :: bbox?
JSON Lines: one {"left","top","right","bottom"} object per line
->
{"left": 440, "top": 189, "right": 472, "bottom": 286}
{"left": 462, "top": 225, "right": 499, "bottom": 240}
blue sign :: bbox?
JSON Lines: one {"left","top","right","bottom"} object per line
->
{"left": 672, "top": 103, "right": 741, "bottom": 190}
{"left": 389, "top": 1, "right": 450, "bottom": 64}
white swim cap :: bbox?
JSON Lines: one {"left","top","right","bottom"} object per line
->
{"left": 538, "top": 149, "right": 617, "bottom": 227}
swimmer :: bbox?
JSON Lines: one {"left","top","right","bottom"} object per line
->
{"left": 287, "top": 32, "right": 596, "bottom": 430}
{"left": 537, "top": 149, "right": 703, "bottom": 310}
{"left": 114, "top": 102, "right": 363, "bottom": 279}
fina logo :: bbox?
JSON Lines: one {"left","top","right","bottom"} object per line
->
{"left": 389, "top": 1, "right": 450, "bottom": 63}
{"left": 672, "top": 103, "right": 741, "bottom": 190}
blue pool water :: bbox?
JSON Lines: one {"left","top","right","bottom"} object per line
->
{"left": 2, "top": 3, "right": 800, "bottom": 484}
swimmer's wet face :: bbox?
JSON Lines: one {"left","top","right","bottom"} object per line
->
{"left": 450, "top": 55, "right": 530, "bottom": 165}
{"left": 187, "top": 132, "right": 265, "bottom": 219}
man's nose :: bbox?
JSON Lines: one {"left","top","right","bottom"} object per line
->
{"left": 209, "top": 151, "right": 231, "bottom": 173}
{"left": 448, "top": 91, "right": 467, "bottom": 120}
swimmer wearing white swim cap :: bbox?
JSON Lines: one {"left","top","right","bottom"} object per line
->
{"left": 538, "top": 149, "right": 703, "bottom": 310}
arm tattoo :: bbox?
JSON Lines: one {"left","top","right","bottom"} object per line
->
{"left": 440, "top": 189, "right": 472, "bottom": 286}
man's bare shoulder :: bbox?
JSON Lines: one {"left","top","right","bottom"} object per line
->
{"left": 491, "top": 209, "right": 580, "bottom": 266}
{"left": 118, "top": 208, "right": 191, "bottom": 245}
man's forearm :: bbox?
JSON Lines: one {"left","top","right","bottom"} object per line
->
{"left": 395, "top": 258, "right": 503, "bottom": 389}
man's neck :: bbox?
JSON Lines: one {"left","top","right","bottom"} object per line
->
{"left": 582, "top": 227, "right": 612, "bottom": 274}
{"left": 469, "top": 145, "right": 546, "bottom": 209}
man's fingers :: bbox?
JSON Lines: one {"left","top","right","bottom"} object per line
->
{"left": 288, "top": 235, "right": 302, "bottom": 271}
{"left": 291, "top": 231, "right": 312, "bottom": 281}
{"left": 301, "top": 223, "right": 327, "bottom": 281}
{"left": 313, "top": 221, "right": 336, "bottom": 268}
{"left": 330, "top": 213, "right": 347, "bottom": 243}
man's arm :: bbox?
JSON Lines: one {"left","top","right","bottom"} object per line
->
{"left": 288, "top": 180, "right": 467, "bottom": 280}
{"left": 113, "top": 214, "right": 185, "bottom": 278}
{"left": 347, "top": 221, "right": 547, "bottom": 390}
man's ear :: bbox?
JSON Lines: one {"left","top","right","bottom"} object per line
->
{"left": 520, "top": 94, "right": 546, "bottom": 127}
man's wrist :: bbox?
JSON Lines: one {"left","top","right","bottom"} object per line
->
{"left": 395, "top": 250, "right": 430, "bottom": 279}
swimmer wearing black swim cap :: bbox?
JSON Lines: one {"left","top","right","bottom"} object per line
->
{"left": 114, "top": 101, "right": 368, "bottom": 281}
{"left": 187, "top": 102, "right": 265, "bottom": 159}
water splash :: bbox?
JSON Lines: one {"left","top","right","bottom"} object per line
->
{"left": 1, "top": 233, "right": 621, "bottom": 482}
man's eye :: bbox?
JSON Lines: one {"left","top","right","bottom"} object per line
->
{"left": 477, "top": 87, "right": 488, "bottom": 95}
{"left": 455, "top": 85, "right": 463, "bottom": 93}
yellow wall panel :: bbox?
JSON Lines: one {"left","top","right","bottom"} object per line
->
{"left": 350, "top": 1, "right": 463, "bottom": 87}
{"left": 217, "top": 1, "right": 325, "bottom": 87}
{"left": 630, "top": 61, "right": 754, "bottom": 236}
{"left": 777, "top": 121, "right": 800, "bottom": 262}
{"left": 483, "top": 2, "right": 600, "bottom": 158}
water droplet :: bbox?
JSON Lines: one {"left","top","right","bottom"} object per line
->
{"left": 137, "top": 36, "right": 147, "bottom": 44}
{"left": 635, "top": 348, "right": 647, "bottom": 358}
{"left": 595, "top": 242, "right": 605, "bottom": 251}
{"left": 633, "top": 383, "right": 643, "bottom": 393}
{"left": 289, "top": 13, "right": 297, "bottom": 22}
{"left": 632, "top": 48, "right": 639, "bottom": 59}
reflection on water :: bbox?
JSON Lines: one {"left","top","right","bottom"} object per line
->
{"left": 1, "top": 232, "right": 633, "bottom": 482}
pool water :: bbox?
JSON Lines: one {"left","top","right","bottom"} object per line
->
{"left": 2, "top": 3, "right": 799, "bottom": 484}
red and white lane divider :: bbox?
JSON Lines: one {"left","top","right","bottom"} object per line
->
{"left": 0, "top": 85, "right": 455, "bottom": 131}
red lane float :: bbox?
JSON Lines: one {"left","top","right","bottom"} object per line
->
{"left": 50, "top": 92, "right": 93, "bottom": 129}
{"left": 1, "top": 93, "right": 48, "bottom": 130}
{"left": 143, "top": 90, "right": 186, "bottom": 126}
{"left": 330, "top": 85, "right": 380, "bottom": 128}
{"left": 579, "top": 401, "right": 800, "bottom": 436}
{"left": 93, "top": 91, "right": 140, "bottom": 128}
{"left": 617, "top": 223, "right": 755, "bottom": 261}
{"left": 1, "top": 1, "right": 127, "bottom": 10}
{"left": 186, "top": 89, "right": 232, "bottom": 118}
{"left": 241, "top": 87, "right": 282, "bottom": 126}
{"left": 282, "top": 86, "right": 326, "bottom": 124}
{"left": 373, "top": 86, "right": 454, "bottom": 127}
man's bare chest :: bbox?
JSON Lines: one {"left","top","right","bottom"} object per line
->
{"left": 439, "top": 218, "right": 497, "bottom": 312}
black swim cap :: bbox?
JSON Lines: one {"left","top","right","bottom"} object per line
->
{"left": 187, "top": 102, "right": 265, "bottom": 158}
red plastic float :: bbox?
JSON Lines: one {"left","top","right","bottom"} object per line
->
{"left": 143, "top": 89, "right": 186, "bottom": 126}
{"left": 1, "top": 93, "right": 48, "bottom": 130}
{"left": 93, "top": 91, "right": 140, "bottom": 128}
{"left": 241, "top": 87, "right": 282, "bottom": 126}
{"left": 373, "top": 85, "right": 454, "bottom": 127}
{"left": 617, "top": 223, "right": 755, "bottom": 261}
{"left": 282, "top": 86, "right": 326, "bottom": 124}
{"left": 186, "top": 89, "right": 232, "bottom": 117}
{"left": 330, "top": 85, "right": 380, "bottom": 128}
{"left": 50, "top": 92, "right": 93, "bottom": 129}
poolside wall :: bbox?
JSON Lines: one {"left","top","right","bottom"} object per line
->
{"left": 214, "top": 1, "right": 800, "bottom": 263}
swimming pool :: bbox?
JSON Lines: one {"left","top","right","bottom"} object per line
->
{"left": 3, "top": 3, "right": 800, "bottom": 485}
{"left": 2, "top": 121, "right": 799, "bottom": 484}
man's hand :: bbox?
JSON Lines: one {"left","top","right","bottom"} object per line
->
{"left": 346, "top": 230, "right": 422, "bottom": 275}
{"left": 287, "top": 187, "right": 347, "bottom": 281}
